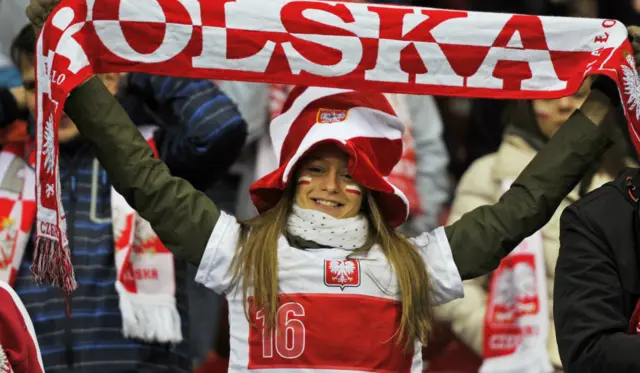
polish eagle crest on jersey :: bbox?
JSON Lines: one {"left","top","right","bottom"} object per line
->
{"left": 324, "top": 259, "right": 360, "bottom": 290}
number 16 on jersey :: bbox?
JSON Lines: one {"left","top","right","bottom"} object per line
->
{"left": 255, "top": 302, "right": 307, "bottom": 360}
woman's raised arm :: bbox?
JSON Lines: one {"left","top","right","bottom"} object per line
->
{"left": 444, "top": 88, "right": 613, "bottom": 280}
{"left": 64, "top": 77, "right": 221, "bottom": 265}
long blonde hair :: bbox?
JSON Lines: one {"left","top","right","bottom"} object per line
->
{"left": 229, "top": 187, "right": 434, "bottom": 345}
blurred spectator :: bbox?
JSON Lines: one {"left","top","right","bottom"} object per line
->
{"left": 0, "top": 0, "right": 38, "bottom": 146}
{"left": 449, "top": 98, "right": 506, "bottom": 182}
{"left": 389, "top": 94, "right": 450, "bottom": 235}
{"left": 5, "top": 24, "right": 247, "bottom": 372}
{"left": 214, "top": 81, "right": 270, "bottom": 220}
{"left": 0, "top": 0, "right": 28, "bottom": 88}
{"left": 0, "top": 85, "right": 29, "bottom": 144}
{"left": 185, "top": 79, "right": 270, "bottom": 367}
{"left": 433, "top": 79, "right": 635, "bottom": 373}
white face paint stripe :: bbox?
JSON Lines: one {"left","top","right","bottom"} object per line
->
{"left": 346, "top": 185, "right": 362, "bottom": 195}
{"left": 298, "top": 176, "right": 312, "bottom": 185}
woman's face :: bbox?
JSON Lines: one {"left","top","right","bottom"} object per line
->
{"left": 532, "top": 78, "right": 591, "bottom": 138}
{"left": 294, "top": 146, "right": 364, "bottom": 219}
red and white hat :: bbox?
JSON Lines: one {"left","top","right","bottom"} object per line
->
{"left": 249, "top": 86, "right": 410, "bottom": 228}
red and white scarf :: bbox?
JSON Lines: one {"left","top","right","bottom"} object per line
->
{"left": 0, "top": 130, "right": 182, "bottom": 344}
{"left": 35, "top": 0, "right": 640, "bottom": 291}
{"left": 480, "top": 181, "right": 551, "bottom": 373}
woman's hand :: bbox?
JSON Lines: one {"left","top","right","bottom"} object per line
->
{"left": 26, "top": 0, "right": 60, "bottom": 33}
{"left": 26, "top": 0, "right": 94, "bottom": 87}
{"left": 583, "top": 25, "right": 640, "bottom": 125}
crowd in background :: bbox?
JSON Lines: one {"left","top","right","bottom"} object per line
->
{"left": 0, "top": 0, "right": 639, "bottom": 372}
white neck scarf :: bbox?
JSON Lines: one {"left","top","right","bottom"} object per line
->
{"left": 286, "top": 205, "right": 369, "bottom": 250}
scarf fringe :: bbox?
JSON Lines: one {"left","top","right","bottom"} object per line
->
{"left": 32, "top": 237, "right": 77, "bottom": 293}
{"left": 116, "top": 283, "right": 183, "bottom": 344}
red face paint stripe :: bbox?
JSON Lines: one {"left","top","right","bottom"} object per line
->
{"left": 298, "top": 176, "right": 312, "bottom": 185}
{"left": 346, "top": 185, "right": 361, "bottom": 195}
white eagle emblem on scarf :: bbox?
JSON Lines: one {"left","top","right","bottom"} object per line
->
{"left": 623, "top": 53, "right": 640, "bottom": 120}
{"left": 42, "top": 114, "right": 56, "bottom": 175}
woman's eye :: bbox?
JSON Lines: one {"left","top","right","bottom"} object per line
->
{"left": 342, "top": 174, "right": 353, "bottom": 180}
{"left": 308, "top": 166, "right": 323, "bottom": 173}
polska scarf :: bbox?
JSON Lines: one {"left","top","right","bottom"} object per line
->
{"left": 0, "top": 131, "right": 182, "bottom": 344}
{"left": 35, "top": 0, "right": 640, "bottom": 291}
{"left": 481, "top": 181, "right": 551, "bottom": 373}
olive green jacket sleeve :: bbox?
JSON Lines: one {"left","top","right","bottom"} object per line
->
{"left": 445, "top": 109, "right": 613, "bottom": 280}
{"left": 64, "top": 77, "right": 219, "bottom": 266}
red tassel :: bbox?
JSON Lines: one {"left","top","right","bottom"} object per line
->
{"left": 32, "top": 236, "right": 77, "bottom": 293}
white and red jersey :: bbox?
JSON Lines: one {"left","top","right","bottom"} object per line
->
{"left": 196, "top": 212, "right": 463, "bottom": 373}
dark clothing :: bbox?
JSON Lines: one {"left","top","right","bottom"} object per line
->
{"left": 64, "top": 76, "right": 611, "bottom": 281}
{"left": 446, "top": 108, "right": 611, "bottom": 280}
{"left": 502, "top": 101, "right": 549, "bottom": 151}
{"left": 598, "top": 0, "right": 640, "bottom": 30}
{"left": 12, "top": 74, "right": 247, "bottom": 373}
{"left": 554, "top": 168, "right": 640, "bottom": 373}
{"left": 0, "top": 87, "right": 24, "bottom": 128}
{"left": 117, "top": 74, "right": 246, "bottom": 189}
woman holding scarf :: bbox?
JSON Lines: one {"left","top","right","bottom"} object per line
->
{"left": 25, "top": 1, "right": 640, "bottom": 372}
{"left": 54, "top": 83, "right": 618, "bottom": 372}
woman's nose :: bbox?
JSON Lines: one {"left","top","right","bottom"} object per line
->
{"left": 319, "top": 170, "right": 339, "bottom": 193}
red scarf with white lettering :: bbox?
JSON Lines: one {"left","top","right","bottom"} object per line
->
{"left": 0, "top": 133, "right": 182, "bottom": 344}
{"left": 35, "top": 0, "right": 640, "bottom": 291}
